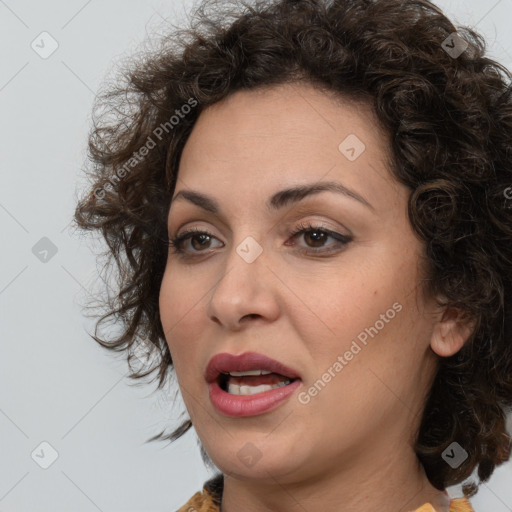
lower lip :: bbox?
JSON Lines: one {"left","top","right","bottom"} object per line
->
{"left": 208, "top": 379, "right": 302, "bottom": 417}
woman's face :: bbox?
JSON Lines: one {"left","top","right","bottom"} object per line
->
{"left": 159, "top": 82, "right": 443, "bottom": 483}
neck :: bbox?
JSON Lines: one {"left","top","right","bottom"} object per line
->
{"left": 219, "top": 442, "right": 450, "bottom": 512}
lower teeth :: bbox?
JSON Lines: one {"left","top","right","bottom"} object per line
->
{"left": 227, "top": 380, "right": 291, "bottom": 395}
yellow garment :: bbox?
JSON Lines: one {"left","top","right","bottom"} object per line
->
{"left": 176, "top": 474, "right": 475, "bottom": 512}
{"left": 413, "top": 499, "right": 474, "bottom": 512}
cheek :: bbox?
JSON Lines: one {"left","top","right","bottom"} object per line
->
{"left": 294, "top": 284, "right": 424, "bottom": 432}
{"left": 290, "top": 270, "right": 398, "bottom": 352}
{"left": 158, "top": 269, "right": 207, "bottom": 373}
{"left": 292, "top": 247, "right": 425, "bottom": 373}
{"left": 316, "top": 275, "right": 429, "bottom": 406}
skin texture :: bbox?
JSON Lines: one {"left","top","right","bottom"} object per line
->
{"left": 159, "top": 82, "right": 473, "bottom": 512}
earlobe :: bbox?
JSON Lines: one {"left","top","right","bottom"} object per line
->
{"left": 430, "top": 307, "right": 475, "bottom": 357}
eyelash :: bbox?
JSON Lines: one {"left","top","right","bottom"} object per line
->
{"left": 167, "top": 221, "right": 352, "bottom": 259}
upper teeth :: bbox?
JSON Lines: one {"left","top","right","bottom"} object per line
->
{"left": 225, "top": 370, "right": 273, "bottom": 377}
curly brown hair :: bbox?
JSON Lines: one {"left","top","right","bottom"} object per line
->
{"left": 73, "top": 0, "right": 512, "bottom": 498}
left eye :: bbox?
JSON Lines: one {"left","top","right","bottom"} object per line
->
{"left": 286, "top": 222, "right": 352, "bottom": 253}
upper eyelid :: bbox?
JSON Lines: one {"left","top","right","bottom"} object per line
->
{"left": 170, "top": 210, "right": 353, "bottom": 237}
{"left": 168, "top": 191, "right": 369, "bottom": 233}
{"left": 172, "top": 223, "right": 349, "bottom": 246}
{"left": 171, "top": 221, "right": 346, "bottom": 239}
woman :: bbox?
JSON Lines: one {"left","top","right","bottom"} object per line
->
{"left": 74, "top": 0, "right": 512, "bottom": 510}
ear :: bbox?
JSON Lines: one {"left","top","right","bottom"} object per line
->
{"left": 430, "top": 306, "right": 475, "bottom": 357}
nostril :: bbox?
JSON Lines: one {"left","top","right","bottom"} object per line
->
{"left": 241, "top": 314, "right": 259, "bottom": 321}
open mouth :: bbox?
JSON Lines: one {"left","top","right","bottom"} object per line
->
{"left": 205, "top": 351, "right": 302, "bottom": 416}
{"left": 217, "top": 370, "right": 298, "bottom": 396}
{"left": 206, "top": 353, "right": 302, "bottom": 417}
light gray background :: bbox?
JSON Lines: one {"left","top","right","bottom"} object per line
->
{"left": 1, "top": 1, "right": 511, "bottom": 511}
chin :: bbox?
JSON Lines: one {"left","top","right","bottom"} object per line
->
{"left": 205, "top": 440, "right": 308, "bottom": 482}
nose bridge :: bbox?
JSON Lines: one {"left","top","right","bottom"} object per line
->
{"left": 207, "top": 231, "right": 277, "bottom": 327}
{"left": 213, "top": 232, "right": 266, "bottom": 302}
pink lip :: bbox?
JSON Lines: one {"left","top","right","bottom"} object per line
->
{"left": 205, "top": 352, "right": 302, "bottom": 418}
{"left": 204, "top": 351, "right": 301, "bottom": 383}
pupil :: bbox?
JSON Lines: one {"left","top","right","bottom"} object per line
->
{"left": 307, "top": 230, "right": 326, "bottom": 246}
{"left": 192, "top": 234, "right": 210, "bottom": 250}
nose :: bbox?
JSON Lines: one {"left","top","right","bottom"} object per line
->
{"left": 206, "top": 238, "right": 280, "bottom": 331}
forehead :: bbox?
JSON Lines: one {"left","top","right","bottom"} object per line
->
{"left": 175, "top": 82, "right": 400, "bottom": 212}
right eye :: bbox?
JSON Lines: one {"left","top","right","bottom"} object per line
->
{"left": 168, "top": 227, "right": 224, "bottom": 257}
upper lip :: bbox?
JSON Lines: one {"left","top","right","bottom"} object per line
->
{"left": 205, "top": 351, "right": 301, "bottom": 383}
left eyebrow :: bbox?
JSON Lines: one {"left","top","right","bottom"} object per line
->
{"left": 171, "top": 180, "right": 375, "bottom": 213}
